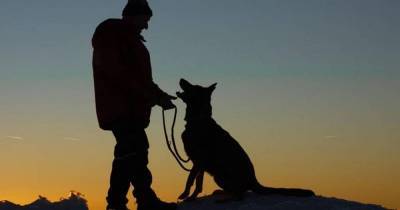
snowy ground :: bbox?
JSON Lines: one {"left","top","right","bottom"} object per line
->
{"left": 0, "top": 192, "right": 390, "bottom": 210}
{"left": 178, "top": 192, "right": 389, "bottom": 210}
{"left": 0, "top": 192, "right": 88, "bottom": 210}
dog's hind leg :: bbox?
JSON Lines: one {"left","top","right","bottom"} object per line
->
{"left": 212, "top": 189, "right": 225, "bottom": 195}
{"left": 213, "top": 176, "right": 246, "bottom": 203}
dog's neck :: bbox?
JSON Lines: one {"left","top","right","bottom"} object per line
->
{"left": 184, "top": 103, "right": 213, "bottom": 124}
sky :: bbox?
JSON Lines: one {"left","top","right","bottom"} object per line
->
{"left": 0, "top": 0, "right": 399, "bottom": 209}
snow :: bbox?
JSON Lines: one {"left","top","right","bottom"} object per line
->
{"left": 178, "top": 192, "right": 389, "bottom": 210}
{"left": 0, "top": 192, "right": 88, "bottom": 210}
{"left": 0, "top": 191, "right": 390, "bottom": 210}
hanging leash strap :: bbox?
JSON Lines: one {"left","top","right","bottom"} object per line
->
{"left": 162, "top": 107, "right": 192, "bottom": 172}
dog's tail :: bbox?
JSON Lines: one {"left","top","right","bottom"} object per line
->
{"left": 252, "top": 182, "right": 315, "bottom": 197}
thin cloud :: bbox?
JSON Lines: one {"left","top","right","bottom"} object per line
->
{"left": 4, "top": 136, "right": 24, "bottom": 140}
{"left": 63, "top": 137, "right": 81, "bottom": 141}
{"left": 324, "top": 136, "right": 337, "bottom": 139}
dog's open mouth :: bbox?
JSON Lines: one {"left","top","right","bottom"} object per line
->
{"left": 176, "top": 91, "right": 183, "bottom": 98}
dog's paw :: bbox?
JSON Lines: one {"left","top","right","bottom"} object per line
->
{"left": 184, "top": 195, "right": 197, "bottom": 202}
{"left": 178, "top": 191, "right": 190, "bottom": 200}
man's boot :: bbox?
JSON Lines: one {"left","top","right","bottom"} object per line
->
{"left": 134, "top": 189, "right": 177, "bottom": 210}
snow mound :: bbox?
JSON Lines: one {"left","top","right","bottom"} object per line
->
{"left": 0, "top": 191, "right": 88, "bottom": 210}
{"left": 178, "top": 192, "right": 389, "bottom": 210}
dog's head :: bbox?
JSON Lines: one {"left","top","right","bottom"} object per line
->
{"left": 176, "top": 78, "right": 217, "bottom": 120}
{"left": 176, "top": 79, "right": 217, "bottom": 106}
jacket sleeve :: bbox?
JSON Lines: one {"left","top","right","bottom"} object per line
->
{"left": 149, "top": 82, "right": 172, "bottom": 106}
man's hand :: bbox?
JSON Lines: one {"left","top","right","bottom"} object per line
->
{"left": 160, "top": 94, "right": 177, "bottom": 110}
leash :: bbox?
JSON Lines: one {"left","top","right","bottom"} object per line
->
{"left": 162, "top": 107, "right": 192, "bottom": 172}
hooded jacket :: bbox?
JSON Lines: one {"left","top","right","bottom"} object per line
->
{"left": 92, "top": 18, "right": 168, "bottom": 130}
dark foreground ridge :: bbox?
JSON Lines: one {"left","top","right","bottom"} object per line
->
{"left": 0, "top": 191, "right": 391, "bottom": 210}
{"left": 178, "top": 192, "right": 390, "bottom": 210}
{"left": 0, "top": 191, "right": 88, "bottom": 210}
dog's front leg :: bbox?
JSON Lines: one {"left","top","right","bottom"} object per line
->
{"left": 186, "top": 170, "right": 204, "bottom": 201}
{"left": 178, "top": 166, "right": 199, "bottom": 200}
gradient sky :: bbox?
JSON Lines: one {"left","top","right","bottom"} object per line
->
{"left": 1, "top": 0, "right": 399, "bottom": 209}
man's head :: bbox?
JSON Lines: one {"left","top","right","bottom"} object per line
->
{"left": 122, "top": 0, "right": 153, "bottom": 31}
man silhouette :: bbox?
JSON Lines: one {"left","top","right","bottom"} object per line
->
{"left": 91, "top": 1, "right": 177, "bottom": 210}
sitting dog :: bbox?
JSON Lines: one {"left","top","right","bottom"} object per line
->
{"left": 176, "top": 78, "right": 315, "bottom": 201}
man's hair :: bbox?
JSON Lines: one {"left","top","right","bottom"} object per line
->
{"left": 122, "top": 0, "right": 153, "bottom": 17}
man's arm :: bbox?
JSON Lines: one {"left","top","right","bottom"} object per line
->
{"left": 149, "top": 83, "right": 176, "bottom": 109}
{"left": 92, "top": 23, "right": 175, "bottom": 108}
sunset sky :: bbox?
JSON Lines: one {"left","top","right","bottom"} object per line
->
{"left": 0, "top": 0, "right": 399, "bottom": 209}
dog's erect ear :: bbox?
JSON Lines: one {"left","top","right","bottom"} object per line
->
{"left": 179, "top": 78, "right": 193, "bottom": 90}
{"left": 208, "top": 83, "right": 217, "bottom": 92}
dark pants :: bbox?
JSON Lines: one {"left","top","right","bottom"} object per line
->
{"left": 106, "top": 124, "right": 154, "bottom": 208}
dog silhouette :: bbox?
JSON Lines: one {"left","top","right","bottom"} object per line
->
{"left": 176, "top": 78, "right": 315, "bottom": 201}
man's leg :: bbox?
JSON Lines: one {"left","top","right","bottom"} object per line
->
{"left": 127, "top": 129, "right": 176, "bottom": 210}
{"left": 107, "top": 125, "right": 176, "bottom": 210}
{"left": 127, "top": 129, "right": 153, "bottom": 200}
{"left": 106, "top": 126, "right": 140, "bottom": 210}
{"left": 106, "top": 158, "right": 131, "bottom": 209}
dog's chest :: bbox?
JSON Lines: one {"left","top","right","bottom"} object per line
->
{"left": 181, "top": 124, "right": 216, "bottom": 159}
{"left": 181, "top": 121, "right": 233, "bottom": 163}
{"left": 182, "top": 128, "right": 206, "bottom": 153}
